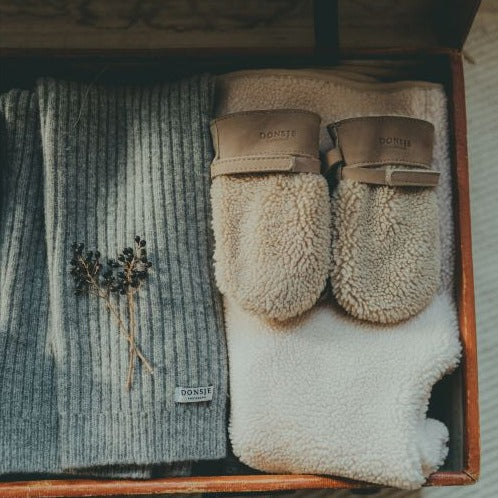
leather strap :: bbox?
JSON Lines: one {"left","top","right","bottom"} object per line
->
{"left": 211, "top": 154, "right": 321, "bottom": 177}
{"left": 337, "top": 165, "right": 440, "bottom": 187}
{"left": 210, "top": 109, "right": 321, "bottom": 178}
{"left": 325, "top": 148, "right": 343, "bottom": 168}
{"left": 326, "top": 116, "right": 439, "bottom": 187}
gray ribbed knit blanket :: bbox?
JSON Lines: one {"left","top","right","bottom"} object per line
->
{"left": 0, "top": 74, "right": 227, "bottom": 476}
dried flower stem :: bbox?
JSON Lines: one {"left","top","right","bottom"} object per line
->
{"left": 70, "top": 237, "right": 154, "bottom": 389}
{"left": 126, "top": 290, "right": 136, "bottom": 390}
{"left": 98, "top": 286, "right": 152, "bottom": 374}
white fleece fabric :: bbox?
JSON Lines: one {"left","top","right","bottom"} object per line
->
{"left": 217, "top": 69, "right": 460, "bottom": 488}
{"left": 225, "top": 294, "right": 460, "bottom": 489}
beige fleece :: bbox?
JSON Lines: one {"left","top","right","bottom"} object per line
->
{"left": 217, "top": 69, "right": 447, "bottom": 323}
{"left": 330, "top": 169, "right": 440, "bottom": 323}
{"left": 211, "top": 172, "right": 330, "bottom": 320}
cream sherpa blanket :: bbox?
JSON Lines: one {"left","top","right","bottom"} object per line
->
{"left": 217, "top": 69, "right": 460, "bottom": 489}
{"left": 225, "top": 294, "right": 460, "bottom": 489}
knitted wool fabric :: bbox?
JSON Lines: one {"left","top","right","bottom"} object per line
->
{"left": 37, "top": 75, "right": 227, "bottom": 470}
{"left": 0, "top": 89, "right": 183, "bottom": 479}
{"left": 0, "top": 89, "right": 58, "bottom": 475}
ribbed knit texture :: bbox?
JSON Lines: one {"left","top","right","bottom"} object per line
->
{"left": 0, "top": 89, "right": 183, "bottom": 479}
{"left": 0, "top": 89, "right": 58, "bottom": 475}
{"left": 36, "top": 75, "right": 227, "bottom": 470}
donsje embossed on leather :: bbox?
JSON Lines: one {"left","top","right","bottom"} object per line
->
{"left": 210, "top": 109, "right": 322, "bottom": 178}
{"left": 326, "top": 116, "right": 439, "bottom": 187}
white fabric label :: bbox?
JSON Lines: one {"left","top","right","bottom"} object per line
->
{"left": 174, "top": 386, "right": 214, "bottom": 403}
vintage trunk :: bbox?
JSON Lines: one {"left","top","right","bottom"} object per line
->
{"left": 0, "top": 0, "right": 480, "bottom": 495}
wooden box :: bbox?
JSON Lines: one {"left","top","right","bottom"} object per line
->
{"left": 0, "top": 0, "right": 480, "bottom": 495}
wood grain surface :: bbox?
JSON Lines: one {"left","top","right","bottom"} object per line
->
{"left": 0, "top": 0, "right": 315, "bottom": 50}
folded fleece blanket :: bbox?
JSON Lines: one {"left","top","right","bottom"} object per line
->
{"left": 217, "top": 69, "right": 460, "bottom": 489}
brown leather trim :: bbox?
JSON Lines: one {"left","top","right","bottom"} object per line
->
{"left": 210, "top": 109, "right": 321, "bottom": 177}
{"left": 326, "top": 115, "right": 438, "bottom": 187}
{"left": 327, "top": 115, "right": 435, "bottom": 169}
{"left": 211, "top": 154, "right": 321, "bottom": 178}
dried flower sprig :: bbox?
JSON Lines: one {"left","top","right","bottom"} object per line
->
{"left": 70, "top": 236, "right": 154, "bottom": 390}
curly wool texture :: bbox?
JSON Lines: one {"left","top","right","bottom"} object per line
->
{"left": 211, "top": 162, "right": 330, "bottom": 321}
{"left": 225, "top": 293, "right": 461, "bottom": 489}
{"left": 331, "top": 172, "right": 441, "bottom": 323}
{"left": 216, "top": 69, "right": 453, "bottom": 294}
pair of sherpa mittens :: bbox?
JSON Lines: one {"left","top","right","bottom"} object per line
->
{"left": 210, "top": 109, "right": 440, "bottom": 324}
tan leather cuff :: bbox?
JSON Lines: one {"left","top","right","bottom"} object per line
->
{"left": 326, "top": 116, "right": 439, "bottom": 187}
{"left": 210, "top": 109, "right": 321, "bottom": 179}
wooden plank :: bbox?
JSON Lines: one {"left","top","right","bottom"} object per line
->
{"left": 447, "top": 51, "right": 481, "bottom": 481}
{"left": 0, "top": 0, "right": 314, "bottom": 51}
{"left": 338, "top": 0, "right": 481, "bottom": 51}
{"left": 0, "top": 470, "right": 477, "bottom": 497}
{"left": 338, "top": 0, "right": 439, "bottom": 49}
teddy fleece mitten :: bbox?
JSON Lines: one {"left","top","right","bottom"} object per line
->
{"left": 210, "top": 109, "right": 330, "bottom": 321}
{"left": 327, "top": 116, "right": 441, "bottom": 323}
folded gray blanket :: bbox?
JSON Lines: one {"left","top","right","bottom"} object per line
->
{"left": 0, "top": 74, "right": 227, "bottom": 475}
{"left": 0, "top": 90, "right": 58, "bottom": 476}
{"left": 0, "top": 89, "right": 154, "bottom": 478}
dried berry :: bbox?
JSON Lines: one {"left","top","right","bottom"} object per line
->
{"left": 69, "top": 237, "right": 153, "bottom": 389}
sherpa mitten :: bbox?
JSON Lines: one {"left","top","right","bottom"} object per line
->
{"left": 215, "top": 69, "right": 454, "bottom": 295}
{"left": 210, "top": 109, "right": 330, "bottom": 321}
{"left": 0, "top": 89, "right": 58, "bottom": 476}
{"left": 326, "top": 116, "right": 441, "bottom": 323}
{"left": 37, "top": 75, "right": 227, "bottom": 471}
{"left": 225, "top": 294, "right": 461, "bottom": 489}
